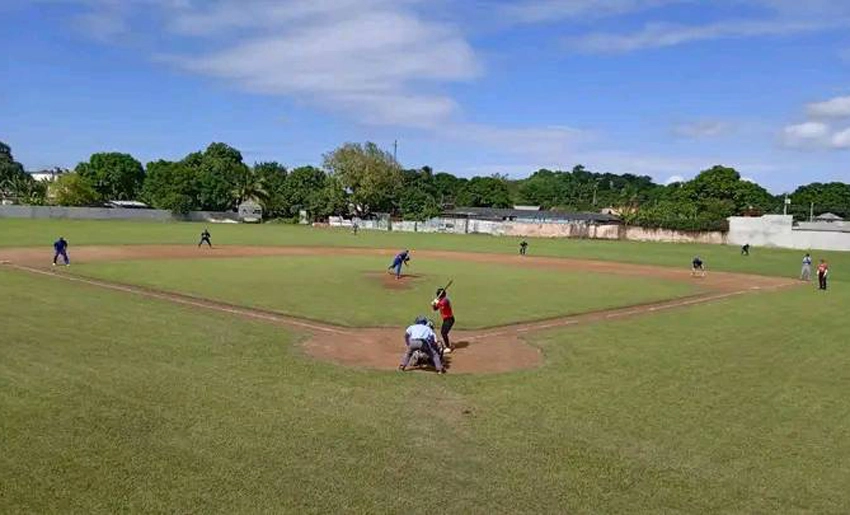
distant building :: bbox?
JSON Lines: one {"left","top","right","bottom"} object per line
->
{"left": 238, "top": 200, "right": 263, "bottom": 223}
{"left": 815, "top": 212, "right": 844, "bottom": 222}
{"left": 28, "top": 168, "right": 68, "bottom": 182}
{"left": 513, "top": 205, "right": 542, "bottom": 211}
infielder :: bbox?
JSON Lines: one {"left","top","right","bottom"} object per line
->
{"left": 519, "top": 240, "right": 529, "bottom": 256}
{"left": 691, "top": 256, "right": 705, "bottom": 277}
{"left": 387, "top": 249, "right": 410, "bottom": 280}
{"left": 399, "top": 316, "right": 445, "bottom": 374}
{"left": 800, "top": 253, "right": 812, "bottom": 281}
{"left": 198, "top": 229, "right": 212, "bottom": 248}
{"left": 52, "top": 236, "right": 70, "bottom": 266}
{"left": 431, "top": 288, "right": 456, "bottom": 351}
{"left": 741, "top": 243, "right": 750, "bottom": 256}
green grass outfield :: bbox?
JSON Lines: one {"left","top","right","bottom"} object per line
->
{"left": 1, "top": 218, "right": 846, "bottom": 280}
{"left": 74, "top": 256, "right": 699, "bottom": 328}
{"left": 3, "top": 257, "right": 850, "bottom": 512}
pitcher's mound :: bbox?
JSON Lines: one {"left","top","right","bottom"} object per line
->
{"left": 363, "top": 271, "right": 426, "bottom": 290}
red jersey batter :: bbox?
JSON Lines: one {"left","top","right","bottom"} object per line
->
{"left": 432, "top": 288, "right": 456, "bottom": 350}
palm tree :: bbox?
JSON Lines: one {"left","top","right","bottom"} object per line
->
{"left": 232, "top": 168, "right": 269, "bottom": 207}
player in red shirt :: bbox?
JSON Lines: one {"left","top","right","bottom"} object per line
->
{"left": 431, "top": 288, "right": 455, "bottom": 351}
{"left": 817, "top": 259, "right": 829, "bottom": 290}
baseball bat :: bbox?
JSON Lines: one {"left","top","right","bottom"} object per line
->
{"left": 442, "top": 279, "right": 453, "bottom": 291}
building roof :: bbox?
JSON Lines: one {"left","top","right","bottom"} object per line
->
{"left": 444, "top": 207, "right": 620, "bottom": 223}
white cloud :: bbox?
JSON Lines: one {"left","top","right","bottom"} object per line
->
{"left": 53, "top": 0, "right": 589, "bottom": 163}
{"left": 567, "top": 19, "right": 842, "bottom": 53}
{"left": 165, "top": 0, "right": 419, "bottom": 36}
{"left": 832, "top": 128, "right": 850, "bottom": 149}
{"left": 782, "top": 121, "right": 831, "bottom": 148}
{"left": 664, "top": 175, "right": 685, "bottom": 185}
{"left": 673, "top": 120, "right": 732, "bottom": 139}
{"left": 500, "top": 0, "right": 681, "bottom": 24}
{"left": 807, "top": 95, "right": 850, "bottom": 119}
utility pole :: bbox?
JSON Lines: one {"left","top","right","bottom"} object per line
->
{"left": 393, "top": 140, "right": 398, "bottom": 162}
{"left": 783, "top": 194, "right": 790, "bottom": 215}
{"left": 810, "top": 201, "right": 814, "bottom": 222}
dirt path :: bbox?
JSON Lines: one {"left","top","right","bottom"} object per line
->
{"left": 0, "top": 245, "right": 799, "bottom": 374}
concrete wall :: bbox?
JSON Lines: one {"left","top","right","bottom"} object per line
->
{"left": 0, "top": 205, "right": 239, "bottom": 223}
{"left": 503, "top": 221, "right": 621, "bottom": 239}
{"left": 623, "top": 226, "right": 727, "bottom": 244}
{"left": 329, "top": 215, "right": 728, "bottom": 244}
{"left": 728, "top": 215, "right": 850, "bottom": 251}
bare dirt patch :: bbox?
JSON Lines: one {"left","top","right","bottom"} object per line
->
{"left": 362, "top": 271, "right": 426, "bottom": 290}
{"left": 0, "top": 245, "right": 799, "bottom": 374}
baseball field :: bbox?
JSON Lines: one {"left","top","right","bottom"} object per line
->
{"left": 2, "top": 219, "right": 849, "bottom": 513}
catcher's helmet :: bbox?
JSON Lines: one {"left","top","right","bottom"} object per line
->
{"left": 414, "top": 315, "right": 429, "bottom": 325}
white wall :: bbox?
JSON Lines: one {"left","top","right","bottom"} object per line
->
{"left": 728, "top": 215, "right": 795, "bottom": 248}
{"left": 728, "top": 215, "right": 850, "bottom": 251}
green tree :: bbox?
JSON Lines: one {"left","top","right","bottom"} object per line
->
{"left": 456, "top": 175, "right": 512, "bottom": 208}
{"left": 51, "top": 173, "right": 100, "bottom": 207}
{"left": 185, "top": 143, "right": 252, "bottom": 211}
{"left": 681, "top": 165, "right": 777, "bottom": 214}
{"left": 75, "top": 152, "right": 145, "bottom": 201}
{"left": 254, "top": 162, "right": 289, "bottom": 218}
{"left": 433, "top": 172, "right": 467, "bottom": 206}
{"left": 11, "top": 175, "right": 48, "bottom": 205}
{"left": 308, "top": 176, "right": 349, "bottom": 219}
{"left": 399, "top": 167, "right": 440, "bottom": 220}
{"left": 232, "top": 168, "right": 268, "bottom": 207}
{"left": 0, "top": 141, "right": 29, "bottom": 198}
{"left": 323, "top": 142, "right": 402, "bottom": 215}
{"left": 399, "top": 187, "right": 441, "bottom": 220}
{"left": 789, "top": 182, "right": 850, "bottom": 219}
{"left": 285, "top": 166, "right": 329, "bottom": 217}
{"left": 141, "top": 160, "right": 199, "bottom": 213}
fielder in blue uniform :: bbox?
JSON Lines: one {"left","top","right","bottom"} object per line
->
{"left": 387, "top": 249, "right": 410, "bottom": 279}
{"left": 53, "top": 237, "right": 70, "bottom": 266}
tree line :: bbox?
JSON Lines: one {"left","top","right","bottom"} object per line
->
{"left": 3, "top": 139, "right": 849, "bottom": 230}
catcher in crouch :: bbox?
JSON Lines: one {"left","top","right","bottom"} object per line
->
{"left": 431, "top": 288, "right": 456, "bottom": 351}
{"left": 691, "top": 256, "right": 706, "bottom": 277}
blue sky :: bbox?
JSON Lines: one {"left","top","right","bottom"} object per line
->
{"left": 2, "top": 0, "right": 849, "bottom": 192}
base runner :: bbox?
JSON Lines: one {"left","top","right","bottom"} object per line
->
{"left": 817, "top": 259, "right": 829, "bottom": 290}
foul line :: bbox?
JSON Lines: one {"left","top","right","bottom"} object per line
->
{"left": 5, "top": 264, "right": 349, "bottom": 336}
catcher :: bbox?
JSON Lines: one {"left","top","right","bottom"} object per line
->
{"left": 399, "top": 316, "right": 445, "bottom": 374}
